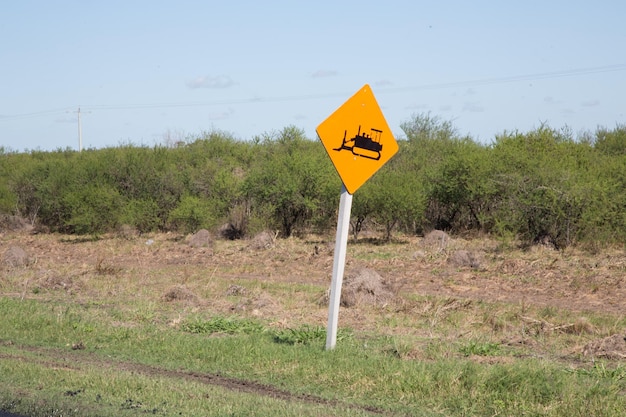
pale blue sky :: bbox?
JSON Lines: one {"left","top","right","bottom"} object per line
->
{"left": 2, "top": 0, "right": 625, "bottom": 151}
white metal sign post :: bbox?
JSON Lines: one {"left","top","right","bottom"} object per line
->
{"left": 317, "top": 84, "right": 398, "bottom": 350}
{"left": 325, "top": 184, "right": 353, "bottom": 350}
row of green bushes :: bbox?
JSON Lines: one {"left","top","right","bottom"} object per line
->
{"left": 2, "top": 114, "right": 626, "bottom": 248}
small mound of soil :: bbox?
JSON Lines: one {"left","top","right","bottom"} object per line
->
{"left": 162, "top": 285, "right": 198, "bottom": 302}
{"left": 582, "top": 334, "right": 626, "bottom": 360}
{"left": 448, "top": 250, "right": 481, "bottom": 269}
{"left": 321, "top": 268, "right": 394, "bottom": 308}
{"left": 247, "top": 231, "right": 276, "bottom": 250}
{"left": 3, "top": 245, "right": 33, "bottom": 268}
{"left": 187, "top": 229, "right": 213, "bottom": 248}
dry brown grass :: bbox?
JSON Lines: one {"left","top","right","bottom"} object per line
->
{"left": 1, "top": 229, "right": 625, "bottom": 362}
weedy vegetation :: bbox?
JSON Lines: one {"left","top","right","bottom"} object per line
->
{"left": 1, "top": 232, "right": 625, "bottom": 416}
{"left": 1, "top": 116, "right": 625, "bottom": 415}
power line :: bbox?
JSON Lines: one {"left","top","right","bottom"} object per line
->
{"left": 1, "top": 64, "right": 625, "bottom": 119}
{"left": 381, "top": 64, "right": 626, "bottom": 93}
{"left": 78, "top": 63, "right": 626, "bottom": 111}
{"left": 0, "top": 107, "right": 74, "bottom": 121}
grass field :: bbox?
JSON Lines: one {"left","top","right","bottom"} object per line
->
{"left": 1, "top": 230, "right": 625, "bottom": 416}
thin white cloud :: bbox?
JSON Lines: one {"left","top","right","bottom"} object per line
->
{"left": 581, "top": 99, "right": 600, "bottom": 107}
{"left": 462, "top": 101, "right": 484, "bottom": 112}
{"left": 187, "top": 75, "right": 237, "bottom": 89}
{"left": 311, "top": 70, "right": 337, "bottom": 78}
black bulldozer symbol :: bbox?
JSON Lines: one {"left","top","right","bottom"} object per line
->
{"left": 333, "top": 125, "right": 383, "bottom": 160}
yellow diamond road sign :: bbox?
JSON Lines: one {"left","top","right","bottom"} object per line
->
{"left": 316, "top": 84, "right": 398, "bottom": 194}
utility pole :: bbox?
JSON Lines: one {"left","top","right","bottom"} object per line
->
{"left": 75, "top": 107, "right": 83, "bottom": 152}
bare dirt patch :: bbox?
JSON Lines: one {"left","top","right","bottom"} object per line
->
{"left": 3, "top": 231, "right": 626, "bottom": 316}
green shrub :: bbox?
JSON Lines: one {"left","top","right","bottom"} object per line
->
{"left": 594, "top": 124, "right": 626, "bottom": 155}
{"left": 243, "top": 126, "right": 335, "bottom": 237}
{"left": 62, "top": 184, "right": 122, "bottom": 234}
{"left": 168, "top": 194, "right": 217, "bottom": 234}
{"left": 119, "top": 199, "right": 161, "bottom": 233}
{"left": 3, "top": 120, "right": 626, "bottom": 247}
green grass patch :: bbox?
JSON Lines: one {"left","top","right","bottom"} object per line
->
{"left": 272, "top": 324, "right": 327, "bottom": 345}
{"left": 0, "top": 353, "right": 375, "bottom": 417}
{"left": 181, "top": 315, "right": 265, "bottom": 335}
{"left": 1, "top": 296, "right": 625, "bottom": 416}
{"left": 272, "top": 324, "right": 353, "bottom": 345}
{"left": 459, "top": 340, "right": 502, "bottom": 357}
